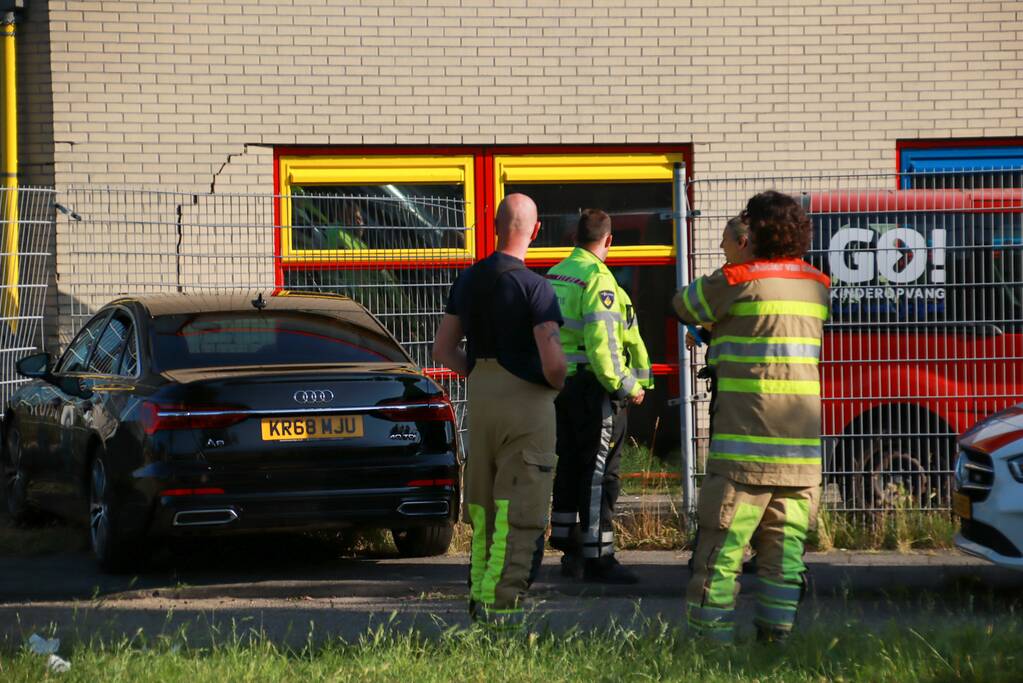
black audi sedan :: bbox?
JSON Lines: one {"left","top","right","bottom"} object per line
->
{"left": 2, "top": 292, "right": 460, "bottom": 572}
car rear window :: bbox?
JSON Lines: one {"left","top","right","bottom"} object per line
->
{"left": 150, "top": 311, "right": 410, "bottom": 370}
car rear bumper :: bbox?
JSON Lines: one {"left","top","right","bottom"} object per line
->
{"left": 145, "top": 486, "right": 458, "bottom": 536}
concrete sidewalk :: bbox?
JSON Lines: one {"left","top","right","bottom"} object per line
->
{"left": 2, "top": 549, "right": 1020, "bottom": 649}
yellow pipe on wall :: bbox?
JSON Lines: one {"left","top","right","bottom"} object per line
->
{"left": 2, "top": 12, "right": 19, "bottom": 334}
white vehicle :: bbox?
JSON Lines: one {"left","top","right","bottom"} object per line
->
{"left": 954, "top": 404, "right": 1023, "bottom": 570}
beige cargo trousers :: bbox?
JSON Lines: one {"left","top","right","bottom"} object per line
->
{"left": 686, "top": 474, "right": 820, "bottom": 642}
{"left": 464, "top": 360, "right": 559, "bottom": 627}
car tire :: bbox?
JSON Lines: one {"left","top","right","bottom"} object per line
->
{"left": 392, "top": 524, "right": 454, "bottom": 558}
{"left": 89, "top": 454, "right": 144, "bottom": 574}
{"left": 3, "top": 422, "right": 35, "bottom": 525}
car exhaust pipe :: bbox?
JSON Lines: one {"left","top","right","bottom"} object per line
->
{"left": 173, "top": 508, "right": 239, "bottom": 527}
{"left": 397, "top": 500, "right": 449, "bottom": 517}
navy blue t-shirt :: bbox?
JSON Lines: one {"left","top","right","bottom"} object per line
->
{"left": 445, "top": 252, "right": 563, "bottom": 387}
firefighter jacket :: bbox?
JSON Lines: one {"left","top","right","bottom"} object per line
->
{"left": 547, "top": 247, "right": 648, "bottom": 399}
{"left": 672, "top": 259, "right": 830, "bottom": 487}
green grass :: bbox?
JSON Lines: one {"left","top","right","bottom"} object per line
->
{"left": 618, "top": 441, "right": 680, "bottom": 496}
{"left": 2, "top": 620, "right": 1020, "bottom": 682}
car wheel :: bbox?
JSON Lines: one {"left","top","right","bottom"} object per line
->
{"left": 89, "top": 455, "right": 144, "bottom": 573}
{"left": 392, "top": 524, "right": 454, "bottom": 558}
{"left": 3, "top": 423, "right": 34, "bottom": 524}
{"left": 837, "top": 414, "right": 954, "bottom": 510}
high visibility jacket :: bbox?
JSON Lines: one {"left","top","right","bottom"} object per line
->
{"left": 547, "top": 247, "right": 647, "bottom": 398}
{"left": 620, "top": 287, "right": 654, "bottom": 390}
{"left": 672, "top": 259, "right": 830, "bottom": 487}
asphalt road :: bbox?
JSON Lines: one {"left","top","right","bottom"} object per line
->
{"left": 2, "top": 539, "right": 1022, "bottom": 649}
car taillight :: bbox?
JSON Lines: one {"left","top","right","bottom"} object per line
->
{"left": 159, "top": 487, "right": 225, "bottom": 497}
{"left": 141, "top": 402, "right": 248, "bottom": 435}
{"left": 376, "top": 397, "right": 455, "bottom": 423}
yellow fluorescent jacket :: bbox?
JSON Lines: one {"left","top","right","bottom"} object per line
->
{"left": 547, "top": 247, "right": 653, "bottom": 398}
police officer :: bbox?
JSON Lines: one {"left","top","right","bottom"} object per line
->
{"left": 672, "top": 191, "right": 830, "bottom": 644}
{"left": 433, "top": 193, "right": 567, "bottom": 628}
{"left": 546, "top": 208, "right": 653, "bottom": 584}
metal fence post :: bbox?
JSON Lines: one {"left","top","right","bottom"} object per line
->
{"left": 672, "top": 162, "right": 697, "bottom": 524}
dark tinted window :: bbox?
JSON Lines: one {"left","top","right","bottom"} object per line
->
{"left": 290, "top": 185, "right": 467, "bottom": 252}
{"left": 89, "top": 314, "right": 132, "bottom": 375}
{"left": 150, "top": 311, "right": 409, "bottom": 371}
{"left": 58, "top": 313, "right": 111, "bottom": 374}
{"left": 504, "top": 182, "right": 673, "bottom": 248}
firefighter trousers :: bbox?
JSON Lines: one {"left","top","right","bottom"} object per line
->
{"left": 686, "top": 474, "right": 819, "bottom": 642}
{"left": 464, "top": 360, "right": 558, "bottom": 622}
{"left": 550, "top": 371, "right": 628, "bottom": 559}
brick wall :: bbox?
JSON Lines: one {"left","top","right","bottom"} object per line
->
{"left": 28, "top": 0, "right": 1023, "bottom": 189}
{"left": 15, "top": 0, "right": 1023, "bottom": 345}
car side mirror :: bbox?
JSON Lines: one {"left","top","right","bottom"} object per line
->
{"left": 16, "top": 352, "right": 52, "bottom": 379}
{"left": 56, "top": 376, "right": 94, "bottom": 400}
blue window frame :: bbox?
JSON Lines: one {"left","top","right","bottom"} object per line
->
{"left": 900, "top": 144, "right": 1023, "bottom": 189}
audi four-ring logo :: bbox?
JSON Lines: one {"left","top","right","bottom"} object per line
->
{"left": 293, "top": 390, "right": 335, "bottom": 404}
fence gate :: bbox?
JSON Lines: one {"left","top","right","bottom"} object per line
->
{"left": 0, "top": 186, "right": 55, "bottom": 413}
{"left": 682, "top": 171, "right": 1023, "bottom": 513}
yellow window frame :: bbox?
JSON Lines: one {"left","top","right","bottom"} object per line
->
{"left": 278, "top": 155, "right": 476, "bottom": 262}
{"left": 494, "top": 153, "right": 683, "bottom": 260}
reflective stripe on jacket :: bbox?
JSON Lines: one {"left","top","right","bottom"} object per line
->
{"left": 547, "top": 247, "right": 641, "bottom": 398}
{"left": 620, "top": 287, "right": 654, "bottom": 390}
{"left": 672, "top": 258, "right": 830, "bottom": 487}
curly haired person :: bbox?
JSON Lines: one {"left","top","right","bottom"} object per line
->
{"left": 672, "top": 191, "right": 830, "bottom": 644}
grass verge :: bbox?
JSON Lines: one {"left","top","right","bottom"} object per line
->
{"left": 1, "top": 619, "right": 1019, "bottom": 682}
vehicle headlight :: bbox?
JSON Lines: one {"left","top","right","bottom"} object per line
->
{"left": 954, "top": 451, "right": 969, "bottom": 488}
{"left": 1007, "top": 455, "right": 1023, "bottom": 483}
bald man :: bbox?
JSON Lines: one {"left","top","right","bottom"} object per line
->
{"left": 434, "top": 193, "right": 567, "bottom": 628}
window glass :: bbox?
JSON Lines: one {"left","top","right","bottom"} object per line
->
{"left": 290, "top": 184, "right": 467, "bottom": 252}
{"left": 58, "top": 313, "right": 111, "bottom": 374}
{"left": 150, "top": 311, "right": 410, "bottom": 371}
{"left": 89, "top": 314, "right": 131, "bottom": 375}
{"left": 118, "top": 325, "right": 139, "bottom": 376}
{"left": 505, "top": 182, "right": 673, "bottom": 248}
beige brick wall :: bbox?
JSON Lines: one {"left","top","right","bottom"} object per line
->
{"left": 17, "top": 0, "right": 1023, "bottom": 344}
{"left": 30, "top": 0, "right": 1023, "bottom": 189}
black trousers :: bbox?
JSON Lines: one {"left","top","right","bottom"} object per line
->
{"left": 550, "top": 371, "right": 628, "bottom": 559}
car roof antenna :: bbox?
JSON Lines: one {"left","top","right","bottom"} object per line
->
{"left": 251, "top": 291, "right": 267, "bottom": 311}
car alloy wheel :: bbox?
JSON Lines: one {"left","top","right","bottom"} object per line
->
{"left": 4, "top": 425, "right": 30, "bottom": 521}
{"left": 89, "top": 456, "right": 111, "bottom": 557}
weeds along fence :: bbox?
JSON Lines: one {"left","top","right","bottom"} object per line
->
{"left": 685, "top": 170, "right": 1023, "bottom": 513}
{"left": 52, "top": 187, "right": 470, "bottom": 431}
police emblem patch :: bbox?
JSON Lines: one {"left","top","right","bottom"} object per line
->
{"left": 599, "top": 290, "right": 615, "bottom": 309}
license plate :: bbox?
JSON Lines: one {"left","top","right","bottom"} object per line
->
{"left": 260, "top": 415, "right": 364, "bottom": 441}
{"left": 952, "top": 491, "right": 972, "bottom": 520}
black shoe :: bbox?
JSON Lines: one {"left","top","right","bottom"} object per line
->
{"left": 584, "top": 556, "right": 639, "bottom": 585}
{"left": 756, "top": 625, "right": 790, "bottom": 644}
{"left": 560, "top": 553, "right": 584, "bottom": 580}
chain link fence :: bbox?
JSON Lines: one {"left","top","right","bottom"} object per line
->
{"left": 4, "top": 172, "right": 1021, "bottom": 515}
{"left": 685, "top": 170, "right": 1023, "bottom": 512}
{"left": 0, "top": 186, "right": 55, "bottom": 410}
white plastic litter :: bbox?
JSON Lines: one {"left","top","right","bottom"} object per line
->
{"left": 47, "top": 654, "right": 72, "bottom": 673}
{"left": 28, "top": 634, "right": 71, "bottom": 673}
